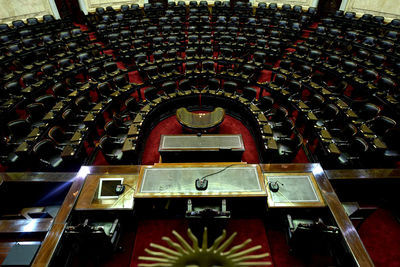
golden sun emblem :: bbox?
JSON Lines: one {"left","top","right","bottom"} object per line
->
{"left": 138, "top": 227, "right": 272, "bottom": 267}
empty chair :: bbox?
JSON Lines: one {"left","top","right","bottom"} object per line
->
{"left": 124, "top": 97, "right": 140, "bottom": 115}
{"left": 337, "top": 137, "right": 370, "bottom": 168}
{"left": 223, "top": 81, "right": 238, "bottom": 95}
{"left": 241, "top": 86, "right": 257, "bottom": 102}
{"left": 259, "top": 96, "right": 274, "bottom": 111}
{"left": 98, "top": 135, "right": 125, "bottom": 164}
{"left": 7, "top": 120, "right": 31, "bottom": 143}
{"left": 104, "top": 120, "right": 128, "bottom": 143}
{"left": 33, "top": 139, "right": 64, "bottom": 170}
{"left": 305, "top": 94, "right": 325, "bottom": 111}
{"left": 275, "top": 133, "right": 303, "bottom": 163}
{"left": 144, "top": 86, "right": 160, "bottom": 101}
{"left": 206, "top": 78, "right": 220, "bottom": 91}
{"left": 314, "top": 104, "right": 340, "bottom": 128}
{"left": 35, "top": 94, "right": 56, "bottom": 111}
{"left": 377, "top": 76, "right": 396, "bottom": 93}
{"left": 26, "top": 103, "right": 46, "bottom": 123}
{"left": 353, "top": 102, "right": 381, "bottom": 121}
{"left": 48, "top": 126, "right": 73, "bottom": 145}
{"left": 382, "top": 128, "right": 400, "bottom": 166}
{"left": 367, "top": 116, "right": 396, "bottom": 136}
{"left": 161, "top": 81, "right": 177, "bottom": 95}
{"left": 179, "top": 79, "right": 193, "bottom": 93}
{"left": 75, "top": 96, "right": 93, "bottom": 113}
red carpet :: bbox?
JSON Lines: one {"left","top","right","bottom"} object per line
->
{"left": 358, "top": 209, "right": 400, "bottom": 267}
{"left": 141, "top": 114, "right": 260, "bottom": 165}
{"left": 267, "top": 229, "right": 303, "bottom": 267}
{"left": 130, "top": 219, "right": 273, "bottom": 266}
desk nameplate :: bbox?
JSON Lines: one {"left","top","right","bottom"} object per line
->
{"left": 135, "top": 163, "right": 266, "bottom": 198}
{"left": 265, "top": 172, "right": 325, "bottom": 208}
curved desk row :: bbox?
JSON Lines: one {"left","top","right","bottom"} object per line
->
{"left": 110, "top": 87, "right": 286, "bottom": 164}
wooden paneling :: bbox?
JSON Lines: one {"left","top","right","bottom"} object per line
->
{"left": 344, "top": 0, "right": 400, "bottom": 20}
{"left": 0, "top": 218, "right": 52, "bottom": 234}
{"left": 253, "top": 0, "right": 314, "bottom": 8}
{"left": 325, "top": 168, "right": 400, "bottom": 180}
{"left": 31, "top": 224, "right": 65, "bottom": 267}
{"left": 0, "top": 0, "right": 54, "bottom": 24}
{"left": 54, "top": 176, "right": 85, "bottom": 224}
{"left": 0, "top": 173, "right": 76, "bottom": 183}
{"left": 84, "top": 0, "right": 142, "bottom": 12}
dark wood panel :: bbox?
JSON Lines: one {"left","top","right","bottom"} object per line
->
{"left": 82, "top": 165, "right": 141, "bottom": 174}
{"left": 0, "top": 172, "right": 76, "bottom": 182}
{"left": 326, "top": 169, "right": 400, "bottom": 180}
{"left": 54, "top": 176, "right": 85, "bottom": 224}
{"left": 32, "top": 224, "right": 65, "bottom": 267}
{"left": 0, "top": 218, "right": 52, "bottom": 234}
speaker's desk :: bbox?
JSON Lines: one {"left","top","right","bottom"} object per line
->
{"left": 159, "top": 134, "right": 245, "bottom": 162}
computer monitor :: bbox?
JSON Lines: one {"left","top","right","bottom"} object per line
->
{"left": 98, "top": 178, "right": 124, "bottom": 199}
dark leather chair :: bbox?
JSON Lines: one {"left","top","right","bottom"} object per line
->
{"left": 144, "top": 86, "right": 159, "bottom": 101}
{"left": 305, "top": 94, "right": 325, "bottom": 111}
{"left": 314, "top": 104, "right": 340, "bottom": 128}
{"left": 241, "top": 86, "right": 257, "bottom": 102}
{"left": 337, "top": 137, "right": 369, "bottom": 168}
{"left": 259, "top": 96, "right": 274, "bottom": 111}
{"left": 352, "top": 102, "right": 381, "bottom": 121}
{"left": 104, "top": 120, "right": 128, "bottom": 143}
{"left": 98, "top": 135, "right": 125, "bottom": 164}
{"left": 179, "top": 79, "right": 193, "bottom": 94}
{"left": 35, "top": 94, "right": 56, "bottom": 111}
{"left": 26, "top": 103, "right": 45, "bottom": 124}
{"left": 206, "top": 78, "right": 220, "bottom": 92}
{"left": 367, "top": 116, "right": 396, "bottom": 136}
{"left": 7, "top": 120, "right": 31, "bottom": 144}
{"left": 48, "top": 126, "right": 73, "bottom": 145}
{"left": 223, "top": 81, "right": 238, "bottom": 95}
{"left": 161, "top": 80, "right": 177, "bottom": 96}
{"left": 275, "top": 133, "right": 303, "bottom": 163}
{"left": 382, "top": 128, "right": 400, "bottom": 166}
{"left": 33, "top": 139, "right": 64, "bottom": 170}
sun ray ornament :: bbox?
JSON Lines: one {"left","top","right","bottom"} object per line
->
{"left": 138, "top": 227, "right": 272, "bottom": 267}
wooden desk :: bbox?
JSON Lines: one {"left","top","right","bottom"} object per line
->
{"left": 21, "top": 164, "right": 374, "bottom": 267}
{"left": 135, "top": 163, "right": 266, "bottom": 198}
{"left": 159, "top": 134, "right": 245, "bottom": 163}
{"left": 0, "top": 218, "right": 53, "bottom": 234}
{"left": 176, "top": 107, "right": 225, "bottom": 131}
{"left": 260, "top": 164, "right": 373, "bottom": 267}
{"left": 75, "top": 174, "right": 138, "bottom": 210}
{"left": 265, "top": 172, "right": 325, "bottom": 208}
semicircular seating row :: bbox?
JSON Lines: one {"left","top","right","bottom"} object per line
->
{"left": 0, "top": 2, "right": 399, "bottom": 172}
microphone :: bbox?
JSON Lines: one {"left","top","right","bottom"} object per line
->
{"left": 195, "top": 177, "right": 208, "bottom": 190}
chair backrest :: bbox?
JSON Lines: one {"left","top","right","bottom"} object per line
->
{"left": 8, "top": 120, "right": 31, "bottom": 139}
{"left": 33, "top": 139, "right": 57, "bottom": 157}
{"left": 223, "top": 81, "right": 238, "bottom": 93}
{"left": 242, "top": 86, "right": 257, "bottom": 101}
{"left": 177, "top": 79, "right": 190, "bottom": 91}
{"left": 162, "top": 81, "right": 177, "bottom": 94}
{"left": 208, "top": 78, "right": 220, "bottom": 91}
{"left": 48, "top": 126, "right": 66, "bottom": 144}
{"left": 144, "top": 86, "right": 159, "bottom": 101}
{"left": 125, "top": 97, "right": 139, "bottom": 112}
